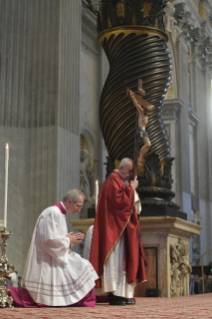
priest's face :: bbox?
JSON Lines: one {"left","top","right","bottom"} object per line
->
{"left": 67, "top": 196, "right": 84, "bottom": 214}
{"left": 120, "top": 161, "right": 133, "bottom": 181}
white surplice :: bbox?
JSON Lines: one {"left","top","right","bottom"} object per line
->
{"left": 22, "top": 205, "right": 98, "bottom": 306}
{"left": 9, "top": 272, "right": 18, "bottom": 287}
{"left": 83, "top": 226, "right": 135, "bottom": 298}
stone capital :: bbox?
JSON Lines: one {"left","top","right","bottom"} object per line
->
{"left": 82, "top": 8, "right": 99, "bottom": 54}
{"left": 163, "top": 98, "right": 184, "bottom": 122}
{"left": 189, "top": 110, "right": 201, "bottom": 128}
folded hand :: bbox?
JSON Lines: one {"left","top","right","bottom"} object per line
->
{"left": 67, "top": 232, "right": 85, "bottom": 245}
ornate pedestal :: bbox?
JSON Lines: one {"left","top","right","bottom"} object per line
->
{"left": 0, "top": 231, "right": 13, "bottom": 307}
{"left": 70, "top": 217, "right": 202, "bottom": 298}
{"left": 139, "top": 217, "right": 202, "bottom": 297}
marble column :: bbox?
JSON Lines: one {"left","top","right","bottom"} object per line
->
{"left": 201, "top": 67, "right": 212, "bottom": 264}
{"left": 176, "top": 37, "right": 191, "bottom": 214}
{"left": 99, "top": 47, "right": 109, "bottom": 183}
{"left": 57, "top": 0, "right": 81, "bottom": 234}
{"left": 0, "top": 0, "right": 82, "bottom": 272}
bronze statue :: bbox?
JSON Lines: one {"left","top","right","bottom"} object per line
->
{"left": 126, "top": 79, "right": 154, "bottom": 166}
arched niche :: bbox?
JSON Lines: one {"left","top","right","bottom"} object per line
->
{"left": 80, "top": 130, "right": 95, "bottom": 219}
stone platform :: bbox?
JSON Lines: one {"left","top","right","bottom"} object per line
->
{"left": 70, "top": 217, "right": 202, "bottom": 298}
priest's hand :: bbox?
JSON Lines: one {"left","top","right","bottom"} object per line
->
{"left": 67, "top": 232, "right": 85, "bottom": 244}
{"left": 130, "top": 175, "right": 138, "bottom": 190}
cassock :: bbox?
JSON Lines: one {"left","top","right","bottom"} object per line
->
{"left": 22, "top": 202, "right": 98, "bottom": 306}
{"left": 90, "top": 170, "right": 147, "bottom": 298}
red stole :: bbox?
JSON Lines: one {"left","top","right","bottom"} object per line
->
{"left": 50, "top": 202, "right": 67, "bottom": 215}
{"left": 90, "top": 170, "right": 146, "bottom": 287}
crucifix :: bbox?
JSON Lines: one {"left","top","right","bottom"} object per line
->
{"left": 126, "top": 79, "right": 154, "bottom": 177}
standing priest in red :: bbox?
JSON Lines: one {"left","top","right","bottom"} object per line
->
{"left": 90, "top": 158, "right": 147, "bottom": 306}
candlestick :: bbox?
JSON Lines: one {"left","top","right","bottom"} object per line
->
{"left": 3, "top": 144, "right": 9, "bottom": 229}
{"left": 0, "top": 230, "right": 13, "bottom": 308}
{"left": 95, "top": 180, "right": 99, "bottom": 211}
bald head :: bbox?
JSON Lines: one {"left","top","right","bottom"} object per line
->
{"left": 118, "top": 158, "right": 133, "bottom": 169}
{"left": 118, "top": 158, "right": 133, "bottom": 181}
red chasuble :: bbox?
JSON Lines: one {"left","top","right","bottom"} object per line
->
{"left": 90, "top": 170, "right": 147, "bottom": 288}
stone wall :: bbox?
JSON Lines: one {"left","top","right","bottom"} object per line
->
{"left": 0, "top": 0, "right": 211, "bottom": 276}
{"left": 0, "top": 0, "right": 83, "bottom": 274}
{"left": 163, "top": 0, "right": 212, "bottom": 265}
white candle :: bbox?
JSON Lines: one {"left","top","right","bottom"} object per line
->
{"left": 3, "top": 144, "right": 9, "bottom": 229}
{"left": 95, "top": 180, "right": 99, "bottom": 211}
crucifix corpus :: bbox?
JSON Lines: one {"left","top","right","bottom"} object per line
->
{"left": 126, "top": 79, "right": 154, "bottom": 176}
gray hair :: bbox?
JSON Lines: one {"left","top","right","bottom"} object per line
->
{"left": 118, "top": 158, "right": 133, "bottom": 169}
{"left": 63, "top": 189, "right": 85, "bottom": 203}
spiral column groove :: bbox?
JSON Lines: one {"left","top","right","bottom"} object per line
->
{"left": 99, "top": 26, "right": 171, "bottom": 162}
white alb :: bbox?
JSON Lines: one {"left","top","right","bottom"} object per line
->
{"left": 22, "top": 205, "right": 98, "bottom": 306}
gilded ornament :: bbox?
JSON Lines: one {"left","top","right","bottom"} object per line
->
{"left": 114, "top": 159, "right": 120, "bottom": 169}
{"left": 199, "top": 2, "right": 204, "bottom": 20}
{"left": 107, "top": 16, "right": 112, "bottom": 28}
{"left": 0, "top": 231, "right": 13, "bottom": 308}
{"left": 99, "top": 9, "right": 102, "bottom": 22}
{"left": 165, "top": 78, "right": 174, "bottom": 99}
{"left": 132, "top": 10, "right": 136, "bottom": 25}
{"left": 141, "top": 2, "right": 152, "bottom": 18}
{"left": 116, "top": 3, "right": 125, "bottom": 19}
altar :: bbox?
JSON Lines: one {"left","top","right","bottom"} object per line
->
{"left": 70, "top": 217, "right": 202, "bottom": 298}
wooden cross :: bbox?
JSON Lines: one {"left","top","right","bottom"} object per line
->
{"left": 126, "top": 79, "right": 153, "bottom": 178}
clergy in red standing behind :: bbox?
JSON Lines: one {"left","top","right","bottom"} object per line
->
{"left": 90, "top": 158, "right": 147, "bottom": 306}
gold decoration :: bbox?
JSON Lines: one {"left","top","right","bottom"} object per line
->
{"left": 108, "top": 16, "right": 112, "bottom": 28}
{"left": 155, "top": 18, "right": 158, "bottom": 29}
{"left": 99, "top": 9, "right": 102, "bottom": 22}
{"left": 116, "top": 3, "right": 125, "bottom": 19}
{"left": 199, "top": 2, "right": 204, "bottom": 20}
{"left": 165, "top": 73, "right": 174, "bottom": 99}
{"left": 141, "top": 2, "right": 152, "bottom": 18}
{"left": 98, "top": 26, "right": 168, "bottom": 44}
{"left": 161, "top": 159, "right": 166, "bottom": 175}
{"left": 0, "top": 231, "right": 13, "bottom": 308}
{"left": 114, "top": 159, "right": 120, "bottom": 169}
{"left": 132, "top": 10, "right": 136, "bottom": 25}
{"left": 151, "top": 172, "right": 157, "bottom": 186}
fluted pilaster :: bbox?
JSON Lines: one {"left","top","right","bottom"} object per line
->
{"left": 0, "top": 0, "right": 82, "bottom": 271}
{"left": 0, "top": 0, "right": 59, "bottom": 128}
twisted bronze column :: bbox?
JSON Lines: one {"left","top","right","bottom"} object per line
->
{"left": 99, "top": 26, "right": 171, "bottom": 162}
{"left": 98, "top": 1, "right": 179, "bottom": 209}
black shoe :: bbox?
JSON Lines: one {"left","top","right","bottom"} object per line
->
{"left": 125, "top": 299, "right": 135, "bottom": 305}
{"left": 109, "top": 299, "right": 126, "bottom": 306}
{"left": 108, "top": 293, "right": 126, "bottom": 306}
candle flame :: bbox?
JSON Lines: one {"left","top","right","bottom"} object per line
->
{"left": 5, "top": 143, "right": 9, "bottom": 149}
